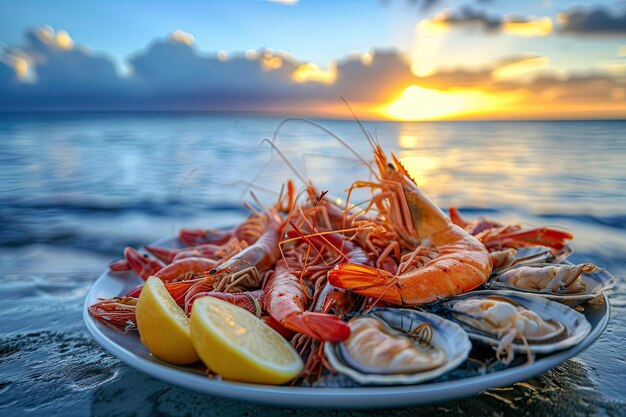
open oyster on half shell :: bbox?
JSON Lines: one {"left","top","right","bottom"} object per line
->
{"left": 442, "top": 290, "right": 591, "bottom": 364}
{"left": 488, "top": 262, "right": 615, "bottom": 305}
{"left": 490, "top": 245, "right": 574, "bottom": 274}
{"left": 324, "top": 308, "right": 471, "bottom": 385}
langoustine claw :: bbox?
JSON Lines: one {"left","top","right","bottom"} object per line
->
{"left": 449, "top": 207, "right": 573, "bottom": 251}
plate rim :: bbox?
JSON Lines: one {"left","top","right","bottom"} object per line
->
{"left": 83, "top": 262, "right": 611, "bottom": 409}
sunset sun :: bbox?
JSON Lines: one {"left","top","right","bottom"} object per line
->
{"left": 383, "top": 85, "right": 464, "bottom": 121}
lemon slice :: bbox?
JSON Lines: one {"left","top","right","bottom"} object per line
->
{"left": 190, "top": 296, "right": 304, "bottom": 384}
{"left": 135, "top": 276, "right": 199, "bottom": 365}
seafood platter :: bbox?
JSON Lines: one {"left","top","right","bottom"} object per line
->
{"left": 84, "top": 139, "right": 614, "bottom": 408}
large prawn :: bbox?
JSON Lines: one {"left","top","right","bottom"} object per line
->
{"left": 181, "top": 179, "right": 299, "bottom": 302}
{"left": 182, "top": 208, "right": 286, "bottom": 304}
{"left": 263, "top": 260, "right": 350, "bottom": 343}
{"left": 328, "top": 145, "right": 492, "bottom": 306}
{"left": 122, "top": 248, "right": 218, "bottom": 282}
{"left": 261, "top": 188, "right": 358, "bottom": 343}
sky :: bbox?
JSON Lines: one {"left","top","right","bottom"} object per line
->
{"left": 0, "top": 0, "right": 625, "bottom": 120}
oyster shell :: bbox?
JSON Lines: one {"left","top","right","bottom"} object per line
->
{"left": 443, "top": 290, "right": 591, "bottom": 362}
{"left": 488, "top": 262, "right": 615, "bottom": 305}
{"left": 491, "top": 245, "right": 573, "bottom": 274}
{"left": 324, "top": 308, "right": 471, "bottom": 385}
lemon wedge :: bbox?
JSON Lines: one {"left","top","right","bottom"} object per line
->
{"left": 135, "top": 276, "right": 199, "bottom": 365}
{"left": 190, "top": 296, "right": 304, "bottom": 384}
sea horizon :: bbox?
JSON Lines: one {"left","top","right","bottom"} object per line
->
{"left": 1, "top": 109, "right": 625, "bottom": 123}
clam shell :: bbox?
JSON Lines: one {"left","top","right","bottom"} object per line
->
{"left": 324, "top": 308, "right": 471, "bottom": 386}
{"left": 443, "top": 290, "right": 592, "bottom": 355}
{"left": 488, "top": 263, "right": 615, "bottom": 306}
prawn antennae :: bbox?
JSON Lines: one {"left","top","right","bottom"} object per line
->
{"left": 259, "top": 137, "right": 308, "bottom": 184}
{"left": 240, "top": 152, "right": 279, "bottom": 202}
{"left": 270, "top": 117, "right": 376, "bottom": 179}
{"left": 248, "top": 191, "right": 266, "bottom": 213}
{"left": 233, "top": 180, "right": 280, "bottom": 197}
{"left": 340, "top": 96, "right": 377, "bottom": 149}
{"left": 171, "top": 168, "right": 199, "bottom": 248}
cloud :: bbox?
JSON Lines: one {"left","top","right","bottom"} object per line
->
{"left": 396, "top": 0, "right": 491, "bottom": 13}
{"left": 168, "top": 30, "right": 195, "bottom": 46}
{"left": 330, "top": 50, "right": 416, "bottom": 102}
{"left": 0, "top": 26, "right": 624, "bottom": 119}
{"left": 491, "top": 55, "right": 550, "bottom": 80}
{"left": 1, "top": 26, "right": 127, "bottom": 109}
{"left": 421, "top": 6, "right": 553, "bottom": 37}
{"left": 127, "top": 38, "right": 306, "bottom": 108}
{"left": 416, "top": 67, "right": 493, "bottom": 89}
{"left": 420, "top": 5, "right": 626, "bottom": 38}
{"left": 0, "top": 27, "right": 419, "bottom": 111}
{"left": 415, "top": 55, "right": 548, "bottom": 89}
{"left": 409, "top": 54, "right": 625, "bottom": 117}
{"left": 0, "top": 59, "right": 17, "bottom": 87}
{"left": 558, "top": 6, "right": 626, "bottom": 35}
{"left": 526, "top": 72, "right": 625, "bottom": 101}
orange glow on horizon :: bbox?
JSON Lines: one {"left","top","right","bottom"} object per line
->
{"left": 267, "top": 81, "right": 624, "bottom": 121}
{"left": 380, "top": 85, "right": 523, "bottom": 121}
{"left": 383, "top": 86, "right": 464, "bottom": 120}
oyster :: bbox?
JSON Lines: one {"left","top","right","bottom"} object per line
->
{"left": 491, "top": 245, "right": 573, "bottom": 274}
{"left": 444, "top": 291, "right": 591, "bottom": 364}
{"left": 325, "top": 308, "right": 471, "bottom": 385}
{"left": 489, "top": 263, "right": 615, "bottom": 305}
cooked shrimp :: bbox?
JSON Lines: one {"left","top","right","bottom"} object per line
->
{"left": 264, "top": 261, "right": 350, "bottom": 343}
{"left": 328, "top": 145, "right": 492, "bottom": 306}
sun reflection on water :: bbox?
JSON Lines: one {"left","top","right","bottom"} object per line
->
{"left": 398, "top": 134, "right": 420, "bottom": 149}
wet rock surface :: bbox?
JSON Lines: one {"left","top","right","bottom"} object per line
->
{"left": 1, "top": 273, "right": 625, "bottom": 417}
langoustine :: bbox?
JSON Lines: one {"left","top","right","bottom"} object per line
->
{"left": 329, "top": 145, "right": 492, "bottom": 306}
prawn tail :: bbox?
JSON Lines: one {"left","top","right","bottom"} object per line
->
{"left": 328, "top": 263, "right": 396, "bottom": 291}
{"left": 109, "top": 258, "right": 131, "bottom": 271}
{"left": 283, "top": 311, "right": 351, "bottom": 343}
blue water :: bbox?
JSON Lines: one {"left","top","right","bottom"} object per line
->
{"left": 2, "top": 113, "right": 625, "bottom": 278}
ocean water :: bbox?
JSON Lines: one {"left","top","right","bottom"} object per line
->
{"left": 1, "top": 113, "right": 625, "bottom": 415}
{"left": 2, "top": 113, "right": 625, "bottom": 277}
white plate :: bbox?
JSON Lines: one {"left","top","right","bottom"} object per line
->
{"left": 83, "top": 255, "right": 610, "bottom": 409}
